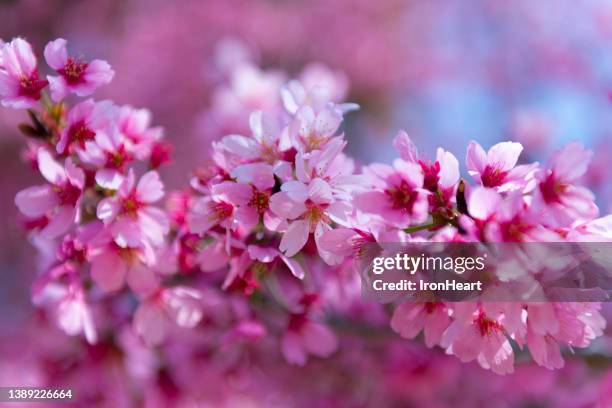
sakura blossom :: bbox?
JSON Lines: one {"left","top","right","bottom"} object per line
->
{"left": 43, "top": 38, "right": 114, "bottom": 101}
{"left": 2, "top": 33, "right": 612, "bottom": 406}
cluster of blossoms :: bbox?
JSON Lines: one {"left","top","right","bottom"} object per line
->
{"left": 2, "top": 36, "right": 610, "bottom": 380}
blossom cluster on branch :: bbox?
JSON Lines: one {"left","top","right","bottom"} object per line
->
{"left": 2, "top": 37, "right": 611, "bottom": 377}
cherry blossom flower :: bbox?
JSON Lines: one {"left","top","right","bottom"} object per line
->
{"left": 0, "top": 38, "right": 48, "bottom": 108}
{"left": 281, "top": 314, "right": 338, "bottom": 366}
{"left": 57, "top": 98, "right": 118, "bottom": 155}
{"left": 133, "top": 287, "right": 204, "bottom": 346}
{"left": 44, "top": 38, "right": 114, "bottom": 101}
{"left": 466, "top": 140, "right": 537, "bottom": 193}
{"left": 96, "top": 170, "right": 169, "bottom": 248}
{"left": 354, "top": 160, "right": 429, "bottom": 229}
{"left": 391, "top": 302, "right": 451, "bottom": 348}
{"left": 15, "top": 149, "right": 84, "bottom": 238}
{"left": 532, "top": 142, "right": 599, "bottom": 227}
{"left": 270, "top": 178, "right": 352, "bottom": 261}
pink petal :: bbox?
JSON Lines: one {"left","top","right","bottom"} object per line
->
{"left": 95, "top": 169, "right": 124, "bottom": 190}
{"left": 231, "top": 163, "right": 275, "bottom": 191}
{"left": 43, "top": 38, "right": 68, "bottom": 70}
{"left": 314, "top": 106, "right": 342, "bottom": 136}
{"left": 138, "top": 207, "right": 170, "bottom": 245}
{"left": 269, "top": 192, "right": 306, "bottom": 220}
{"left": 41, "top": 205, "right": 75, "bottom": 238}
{"left": 393, "top": 130, "right": 419, "bottom": 162}
{"left": 96, "top": 197, "right": 120, "bottom": 223}
{"left": 467, "top": 187, "right": 502, "bottom": 220}
{"left": 466, "top": 141, "right": 487, "bottom": 174}
{"left": 15, "top": 185, "right": 58, "bottom": 217}
{"left": 282, "top": 331, "right": 307, "bottom": 366}
{"left": 436, "top": 148, "right": 460, "bottom": 188}
{"left": 127, "top": 264, "right": 159, "bottom": 295}
{"left": 279, "top": 219, "right": 310, "bottom": 257}
{"left": 38, "top": 148, "right": 66, "bottom": 184}
{"left": 111, "top": 217, "right": 142, "bottom": 248}
{"left": 487, "top": 141, "right": 523, "bottom": 171}
{"left": 136, "top": 171, "right": 164, "bottom": 203}
{"left": 91, "top": 250, "right": 127, "bottom": 292}
{"left": 308, "top": 178, "right": 333, "bottom": 205}
{"left": 133, "top": 301, "right": 168, "bottom": 346}
{"left": 302, "top": 322, "right": 338, "bottom": 357}
{"left": 47, "top": 75, "right": 68, "bottom": 102}
{"left": 281, "top": 180, "right": 309, "bottom": 202}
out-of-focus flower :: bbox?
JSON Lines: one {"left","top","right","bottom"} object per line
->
{"left": 0, "top": 38, "right": 48, "bottom": 108}
{"left": 15, "top": 149, "right": 84, "bottom": 238}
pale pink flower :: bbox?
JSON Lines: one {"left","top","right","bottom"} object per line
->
{"left": 57, "top": 99, "right": 118, "bottom": 155}
{"left": 88, "top": 232, "right": 159, "bottom": 294}
{"left": 32, "top": 273, "right": 97, "bottom": 344}
{"left": 77, "top": 125, "right": 134, "bottom": 190}
{"left": 394, "top": 131, "right": 459, "bottom": 211}
{"left": 96, "top": 170, "right": 169, "bottom": 248}
{"left": 466, "top": 140, "right": 537, "bottom": 193}
{"left": 15, "top": 149, "right": 84, "bottom": 238}
{"left": 187, "top": 183, "right": 241, "bottom": 236}
{"left": 391, "top": 302, "right": 451, "bottom": 348}
{"left": 216, "top": 110, "right": 290, "bottom": 167}
{"left": 281, "top": 315, "right": 338, "bottom": 366}
{"left": 354, "top": 160, "right": 429, "bottom": 229}
{"left": 118, "top": 105, "right": 164, "bottom": 160}
{"left": 281, "top": 78, "right": 358, "bottom": 117}
{"left": 442, "top": 305, "right": 515, "bottom": 375}
{"left": 287, "top": 103, "right": 345, "bottom": 153}
{"left": 0, "top": 38, "right": 48, "bottom": 108}
{"left": 43, "top": 38, "right": 114, "bottom": 101}
{"left": 294, "top": 136, "right": 366, "bottom": 199}
{"left": 532, "top": 142, "right": 599, "bottom": 226}
{"left": 269, "top": 178, "right": 352, "bottom": 261}
{"left": 133, "top": 287, "right": 204, "bottom": 346}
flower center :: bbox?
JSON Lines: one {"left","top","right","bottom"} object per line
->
{"left": 305, "top": 200, "right": 330, "bottom": 232}
{"left": 539, "top": 172, "right": 566, "bottom": 204}
{"left": 209, "top": 201, "right": 233, "bottom": 221}
{"left": 248, "top": 188, "right": 270, "bottom": 214}
{"left": 475, "top": 311, "right": 502, "bottom": 337}
{"left": 385, "top": 180, "right": 419, "bottom": 214}
{"left": 419, "top": 160, "right": 440, "bottom": 192}
{"left": 54, "top": 182, "right": 81, "bottom": 206}
{"left": 481, "top": 165, "right": 508, "bottom": 188}
{"left": 18, "top": 72, "right": 48, "bottom": 99}
{"left": 122, "top": 194, "right": 142, "bottom": 219}
{"left": 68, "top": 121, "right": 96, "bottom": 148}
{"left": 106, "top": 145, "right": 132, "bottom": 171}
{"left": 60, "top": 57, "right": 88, "bottom": 84}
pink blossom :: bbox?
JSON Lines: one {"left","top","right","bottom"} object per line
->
{"left": 393, "top": 131, "right": 459, "bottom": 211}
{"left": 466, "top": 140, "right": 537, "bottom": 193}
{"left": 118, "top": 105, "right": 164, "bottom": 160}
{"left": 96, "top": 170, "right": 169, "bottom": 248}
{"left": 269, "top": 178, "right": 352, "bottom": 261}
{"left": 354, "top": 160, "right": 429, "bottom": 229}
{"left": 44, "top": 38, "right": 114, "bottom": 101}
{"left": 15, "top": 149, "right": 84, "bottom": 238}
{"left": 216, "top": 110, "right": 289, "bottom": 166}
{"left": 89, "top": 234, "right": 159, "bottom": 294}
{"left": 77, "top": 124, "right": 134, "bottom": 190}
{"left": 133, "top": 287, "right": 204, "bottom": 346}
{"left": 281, "top": 315, "right": 338, "bottom": 366}
{"left": 391, "top": 302, "right": 451, "bottom": 348}
{"left": 0, "top": 38, "right": 48, "bottom": 108}
{"left": 532, "top": 142, "right": 599, "bottom": 226}
{"left": 442, "top": 305, "right": 515, "bottom": 375}
{"left": 57, "top": 98, "right": 118, "bottom": 155}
